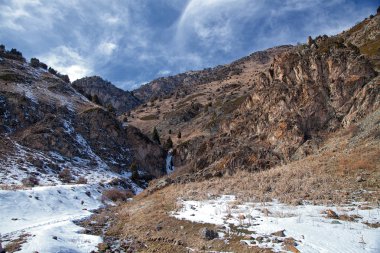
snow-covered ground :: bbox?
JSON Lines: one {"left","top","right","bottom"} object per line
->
{"left": 172, "top": 195, "right": 380, "bottom": 253}
{"left": 0, "top": 184, "right": 104, "bottom": 252}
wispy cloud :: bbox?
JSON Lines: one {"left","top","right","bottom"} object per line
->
{"left": 39, "top": 46, "right": 92, "bottom": 81}
{"left": 0, "top": 0, "right": 377, "bottom": 89}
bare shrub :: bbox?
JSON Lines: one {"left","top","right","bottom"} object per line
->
{"left": 101, "top": 188, "right": 134, "bottom": 202}
{"left": 59, "top": 168, "right": 72, "bottom": 183}
{"left": 76, "top": 176, "right": 88, "bottom": 184}
{"left": 21, "top": 176, "right": 39, "bottom": 187}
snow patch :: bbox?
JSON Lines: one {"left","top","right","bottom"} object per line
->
{"left": 0, "top": 184, "right": 103, "bottom": 253}
{"left": 172, "top": 195, "right": 380, "bottom": 253}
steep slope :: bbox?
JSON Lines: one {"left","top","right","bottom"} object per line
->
{"left": 127, "top": 12, "right": 379, "bottom": 181}
{"left": 0, "top": 49, "right": 164, "bottom": 187}
{"left": 72, "top": 76, "right": 142, "bottom": 115}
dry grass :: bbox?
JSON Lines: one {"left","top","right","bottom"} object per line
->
{"left": 4, "top": 233, "right": 30, "bottom": 253}
{"left": 101, "top": 188, "right": 134, "bottom": 203}
{"left": 103, "top": 187, "right": 272, "bottom": 253}
{"left": 172, "top": 142, "right": 379, "bottom": 205}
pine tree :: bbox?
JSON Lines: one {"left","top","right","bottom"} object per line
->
{"left": 91, "top": 94, "right": 101, "bottom": 105}
{"left": 130, "top": 162, "right": 139, "bottom": 181}
{"left": 164, "top": 137, "right": 173, "bottom": 150}
{"left": 177, "top": 130, "right": 181, "bottom": 139}
{"left": 106, "top": 104, "right": 116, "bottom": 115}
{"left": 152, "top": 127, "right": 161, "bottom": 144}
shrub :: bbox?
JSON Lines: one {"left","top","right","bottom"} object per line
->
{"left": 39, "top": 62, "right": 48, "bottom": 70}
{"left": 106, "top": 104, "right": 116, "bottom": 115}
{"left": 30, "top": 58, "right": 40, "bottom": 68}
{"left": 76, "top": 176, "right": 88, "bottom": 184}
{"left": 101, "top": 188, "right": 133, "bottom": 202}
{"left": 163, "top": 137, "right": 173, "bottom": 151}
{"left": 177, "top": 131, "right": 182, "bottom": 139}
{"left": 59, "top": 168, "right": 72, "bottom": 183}
{"left": 48, "top": 67, "right": 57, "bottom": 75}
{"left": 21, "top": 175, "right": 39, "bottom": 187}
{"left": 57, "top": 74, "right": 70, "bottom": 83}
{"left": 130, "top": 162, "right": 139, "bottom": 181}
{"left": 152, "top": 127, "right": 161, "bottom": 144}
{"left": 140, "top": 114, "right": 159, "bottom": 120}
{"left": 91, "top": 94, "right": 101, "bottom": 105}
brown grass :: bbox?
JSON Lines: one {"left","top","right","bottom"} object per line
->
{"left": 4, "top": 233, "right": 30, "bottom": 253}
{"left": 101, "top": 188, "right": 134, "bottom": 203}
{"left": 173, "top": 143, "right": 379, "bottom": 205}
{"left": 139, "top": 114, "right": 159, "bottom": 121}
{"left": 103, "top": 187, "right": 272, "bottom": 253}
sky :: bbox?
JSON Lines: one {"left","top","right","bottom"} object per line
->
{"left": 0, "top": 0, "right": 378, "bottom": 90}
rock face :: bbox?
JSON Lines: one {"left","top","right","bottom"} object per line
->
{"left": 128, "top": 13, "right": 380, "bottom": 181}
{"left": 133, "top": 60, "right": 245, "bottom": 102}
{"left": 0, "top": 53, "right": 164, "bottom": 185}
{"left": 72, "top": 76, "right": 141, "bottom": 115}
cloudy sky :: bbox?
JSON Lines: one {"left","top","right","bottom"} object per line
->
{"left": 0, "top": 0, "right": 377, "bottom": 90}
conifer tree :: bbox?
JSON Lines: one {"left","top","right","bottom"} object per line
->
{"left": 152, "top": 127, "right": 161, "bottom": 144}
{"left": 164, "top": 137, "right": 173, "bottom": 150}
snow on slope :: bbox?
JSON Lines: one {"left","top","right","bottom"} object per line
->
{"left": 0, "top": 184, "right": 104, "bottom": 252}
{"left": 172, "top": 195, "right": 380, "bottom": 253}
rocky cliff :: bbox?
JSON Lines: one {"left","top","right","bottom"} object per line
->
{"left": 72, "top": 76, "right": 141, "bottom": 115}
{"left": 128, "top": 12, "right": 379, "bottom": 182}
{"left": 0, "top": 50, "right": 164, "bottom": 186}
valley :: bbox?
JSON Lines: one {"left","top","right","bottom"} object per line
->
{"left": 1, "top": 6, "right": 380, "bottom": 253}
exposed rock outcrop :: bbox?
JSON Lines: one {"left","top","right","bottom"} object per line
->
{"left": 72, "top": 76, "right": 141, "bottom": 115}
{"left": 128, "top": 13, "right": 379, "bottom": 181}
{"left": 0, "top": 54, "right": 164, "bottom": 185}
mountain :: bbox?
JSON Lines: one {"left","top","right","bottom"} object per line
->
{"left": 127, "top": 13, "right": 380, "bottom": 182}
{"left": 72, "top": 76, "right": 142, "bottom": 115}
{"left": 88, "top": 12, "right": 380, "bottom": 253}
{"left": 0, "top": 49, "right": 165, "bottom": 187}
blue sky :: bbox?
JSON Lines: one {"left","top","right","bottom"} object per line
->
{"left": 0, "top": 0, "right": 378, "bottom": 90}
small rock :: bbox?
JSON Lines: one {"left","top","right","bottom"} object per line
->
{"left": 307, "top": 36, "right": 313, "bottom": 46}
{"left": 256, "top": 236, "right": 264, "bottom": 242}
{"left": 356, "top": 176, "right": 365, "bottom": 182}
{"left": 331, "top": 220, "right": 341, "bottom": 224}
{"left": 284, "top": 237, "right": 298, "bottom": 247}
{"left": 156, "top": 224, "right": 163, "bottom": 231}
{"left": 271, "top": 230, "right": 286, "bottom": 237}
{"left": 272, "top": 238, "right": 283, "bottom": 243}
{"left": 52, "top": 236, "right": 58, "bottom": 240}
{"left": 325, "top": 209, "right": 339, "bottom": 219}
{"left": 199, "top": 227, "right": 218, "bottom": 240}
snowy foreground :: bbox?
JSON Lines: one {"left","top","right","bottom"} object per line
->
{"left": 172, "top": 195, "right": 380, "bottom": 253}
{"left": 0, "top": 184, "right": 105, "bottom": 252}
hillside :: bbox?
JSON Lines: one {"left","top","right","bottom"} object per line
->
{"left": 127, "top": 14, "right": 380, "bottom": 182}
{"left": 0, "top": 48, "right": 165, "bottom": 187}
{"left": 72, "top": 76, "right": 142, "bottom": 115}
{"left": 1, "top": 7, "right": 380, "bottom": 253}
{"left": 87, "top": 11, "right": 380, "bottom": 253}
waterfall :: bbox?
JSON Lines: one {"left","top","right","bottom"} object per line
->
{"left": 166, "top": 149, "right": 174, "bottom": 174}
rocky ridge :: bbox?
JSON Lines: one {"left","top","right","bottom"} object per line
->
{"left": 72, "top": 76, "right": 141, "bottom": 115}
{"left": 127, "top": 12, "right": 380, "bottom": 182}
{"left": 0, "top": 51, "right": 164, "bottom": 187}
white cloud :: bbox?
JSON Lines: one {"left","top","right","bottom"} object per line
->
{"left": 157, "top": 70, "right": 171, "bottom": 76}
{"left": 39, "top": 46, "right": 92, "bottom": 81}
{"left": 98, "top": 42, "right": 117, "bottom": 56}
{"left": 175, "top": 0, "right": 262, "bottom": 52}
